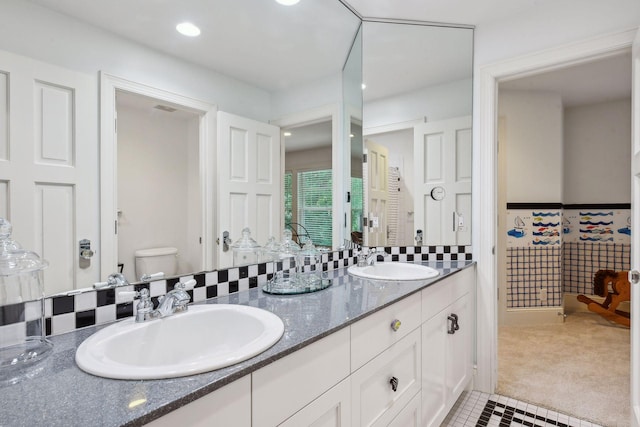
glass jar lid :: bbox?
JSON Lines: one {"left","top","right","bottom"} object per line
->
{"left": 0, "top": 219, "right": 49, "bottom": 276}
{"left": 231, "top": 227, "right": 261, "bottom": 250}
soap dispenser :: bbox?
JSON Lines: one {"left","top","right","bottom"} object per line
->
{"left": 0, "top": 218, "right": 53, "bottom": 380}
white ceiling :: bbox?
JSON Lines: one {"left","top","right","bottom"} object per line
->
{"left": 25, "top": 0, "right": 632, "bottom": 113}
{"left": 26, "top": 0, "right": 361, "bottom": 93}
{"left": 344, "top": 0, "right": 543, "bottom": 26}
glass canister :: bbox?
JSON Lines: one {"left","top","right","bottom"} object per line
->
{"left": 0, "top": 218, "right": 53, "bottom": 379}
{"left": 231, "top": 227, "right": 262, "bottom": 267}
{"left": 295, "top": 240, "right": 323, "bottom": 289}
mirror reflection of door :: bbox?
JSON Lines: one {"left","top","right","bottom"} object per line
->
{"left": 364, "top": 139, "right": 389, "bottom": 247}
{"left": 283, "top": 119, "right": 333, "bottom": 248}
{"left": 115, "top": 91, "right": 202, "bottom": 282}
{"left": 0, "top": 51, "right": 99, "bottom": 294}
{"left": 414, "top": 116, "right": 472, "bottom": 246}
{"left": 216, "top": 111, "right": 281, "bottom": 269}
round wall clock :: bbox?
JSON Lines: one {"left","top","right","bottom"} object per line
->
{"left": 430, "top": 186, "right": 445, "bottom": 201}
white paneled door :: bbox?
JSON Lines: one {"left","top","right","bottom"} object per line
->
{"left": 414, "top": 116, "right": 472, "bottom": 246}
{"left": 630, "top": 27, "right": 640, "bottom": 427}
{"left": 364, "top": 139, "right": 389, "bottom": 247}
{"left": 0, "top": 50, "right": 98, "bottom": 294}
{"left": 217, "top": 111, "right": 280, "bottom": 269}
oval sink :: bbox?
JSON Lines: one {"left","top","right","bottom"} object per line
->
{"left": 76, "top": 304, "right": 284, "bottom": 380}
{"left": 347, "top": 262, "right": 439, "bottom": 281}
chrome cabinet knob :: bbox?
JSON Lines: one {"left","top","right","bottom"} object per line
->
{"left": 390, "top": 319, "right": 401, "bottom": 331}
{"left": 390, "top": 376, "right": 399, "bottom": 392}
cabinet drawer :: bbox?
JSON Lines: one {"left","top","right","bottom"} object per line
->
{"left": 351, "top": 328, "right": 421, "bottom": 427}
{"left": 252, "top": 328, "right": 350, "bottom": 427}
{"left": 422, "top": 266, "right": 473, "bottom": 321}
{"left": 389, "top": 391, "right": 421, "bottom": 427}
{"left": 351, "top": 292, "right": 421, "bottom": 370}
{"left": 279, "top": 377, "right": 350, "bottom": 427}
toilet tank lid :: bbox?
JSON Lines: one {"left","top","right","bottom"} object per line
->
{"left": 135, "top": 247, "right": 178, "bottom": 257}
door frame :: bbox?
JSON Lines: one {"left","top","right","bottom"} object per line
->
{"left": 271, "top": 104, "right": 342, "bottom": 248}
{"left": 475, "top": 28, "right": 636, "bottom": 393}
{"left": 100, "top": 73, "right": 217, "bottom": 279}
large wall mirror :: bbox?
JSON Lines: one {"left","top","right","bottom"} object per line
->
{"left": 361, "top": 21, "right": 473, "bottom": 248}
{"left": 0, "top": 0, "right": 473, "bottom": 297}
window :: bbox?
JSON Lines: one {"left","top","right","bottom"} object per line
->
{"left": 351, "top": 177, "right": 363, "bottom": 232}
{"left": 297, "top": 170, "right": 332, "bottom": 247}
{"left": 283, "top": 169, "right": 333, "bottom": 247}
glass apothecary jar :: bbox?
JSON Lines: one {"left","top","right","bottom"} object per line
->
{"left": 231, "top": 227, "right": 262, "bottom": 267}
{"left": 0, "top": 218, "right": 52, "bottom": 380}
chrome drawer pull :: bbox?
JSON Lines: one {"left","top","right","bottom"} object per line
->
{"left": 447, "top": 313, "right": 459, "bottom": 334}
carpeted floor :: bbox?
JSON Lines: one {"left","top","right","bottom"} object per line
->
{"left": 497, "top": 311, "right": 630, "bottom": 427}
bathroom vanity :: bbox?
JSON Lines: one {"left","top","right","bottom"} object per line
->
{"left": 0, "top": 262, "right": 474, "bottom": 427}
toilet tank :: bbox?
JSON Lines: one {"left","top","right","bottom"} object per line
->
{"left": 134, "top": 247, "right": 178, "bottom": 281}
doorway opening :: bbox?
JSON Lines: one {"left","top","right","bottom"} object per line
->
{"left": 115, "top": 91, "right": 202, "bottom": 283}
{"left": 496, "top": 51, "right": 632, "bottom": 426}
{"left": 100, "top": 74, "right": 217, "bottom": 282}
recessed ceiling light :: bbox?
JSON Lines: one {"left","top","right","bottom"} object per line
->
{"left": 284, "top": 132, "right": 292, "bottom": 137}
{"left": 176, "top": 22, "right": 201, "bottom": 37}
{"left": 276, "top": 0, "right": 300, "bottom": 5}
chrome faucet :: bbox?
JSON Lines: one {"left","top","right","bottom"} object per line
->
{"left": 155, "top": 281, "right": 192, "bottom": 317}
{"left": 121, "top": 279, "right": 196, "bottom": 322}
{"left": 357, "top": 248, "right": 391, "bottom": 267}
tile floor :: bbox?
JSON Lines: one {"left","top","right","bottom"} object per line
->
{"left": 443, "top": 390, "right": 604, "bottom": 427}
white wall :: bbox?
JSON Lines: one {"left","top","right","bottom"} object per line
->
{"left": 117, "top": 104, "right": 199, "bottom": 281}
{"left": 285, "top": 146, "right": 332, "bottom": 172}
{"left": 364, "top": 78, "right": 472, "bottom": 129}
{"left": 563, "top": 98, "right": 631, "bottom": 204}
{"left": 498, "top": 90, "right": 564, "bottom": 202}
{"left": 0, "top": 0, "right": 271, "bottom": 121}
{"left": 474, "top": 0, "right": 640, "bottom": 67}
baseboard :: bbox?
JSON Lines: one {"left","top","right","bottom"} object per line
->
{"left": 564, "top": 292, "right": 630, "bottom": 314}
{"left": 499, "top": 306, "right": 565, "bottom": 326}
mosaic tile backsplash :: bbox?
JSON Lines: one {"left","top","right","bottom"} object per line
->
{"left": 0, "top": 245, "right": 472, "bottom": 339}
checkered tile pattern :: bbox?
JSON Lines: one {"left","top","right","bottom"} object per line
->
{"left": 443, "top": 391, "right": 602, "bottom": 427}
{"left": 563, "top": 242, "right": 630, "bottom": 295}
{"left": 0, "top": 245, "right": 472, "bottom": 337}
{"left": 506, "top": 246, "right": 562, "bottom": 308}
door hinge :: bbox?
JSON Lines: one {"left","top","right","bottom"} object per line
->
{"left": 114, "top": 220, "right": 118, "bottom": 235}
{"left": 363, "top": 153, "right": 367, "bottom": 163}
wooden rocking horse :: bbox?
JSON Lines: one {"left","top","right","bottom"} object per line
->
{"left": 577, "top": 269, "right": 631, "bottom": 327}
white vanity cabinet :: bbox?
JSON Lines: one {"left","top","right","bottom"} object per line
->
{"left": 146, "top": 375, "right": 251, "bottom": 427}
{"left": 421, "top": 267, "right": 474, "bottom": 427}
{"left": 147, "top": 266, "right": 475, "bottom": 427}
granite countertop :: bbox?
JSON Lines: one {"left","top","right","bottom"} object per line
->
{"left": 0, "top": 261, "right": 474, "bottom": 427}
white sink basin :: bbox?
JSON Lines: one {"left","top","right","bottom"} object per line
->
{"left": 75, "top": 304, "right": 284, "bottom": 380}
{"left": 347, "top": 262, "right": 439, "bottom": 281}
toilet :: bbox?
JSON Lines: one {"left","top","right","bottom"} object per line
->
{"left": 134, "top": 247, "right": 178, "bottom": 281}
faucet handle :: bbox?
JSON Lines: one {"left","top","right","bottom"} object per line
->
{"left": 175, "top": 279, "right": 196, "bottom": 291}
{"left": 118, "top": 288, "right": 155, "bottom": 322}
